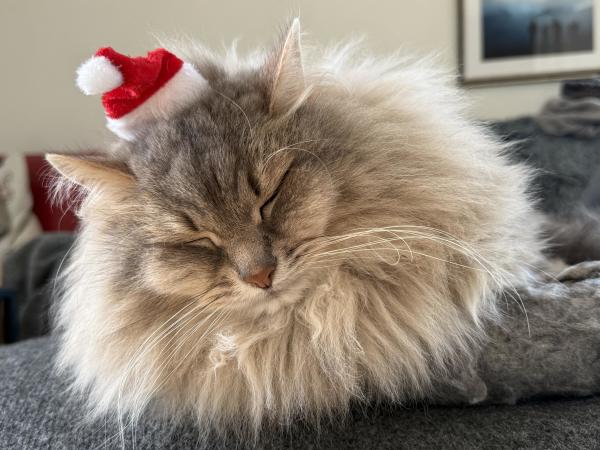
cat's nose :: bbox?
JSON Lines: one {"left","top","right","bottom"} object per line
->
{"left": 243, "top": 265, "right": 276, "bottom": 289}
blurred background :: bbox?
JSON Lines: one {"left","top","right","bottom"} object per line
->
{"left": 0, "top": 0, "right": 574, "bottom": 155}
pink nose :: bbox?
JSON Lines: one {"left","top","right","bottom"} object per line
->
{"left": 243, "top": 266, "right": 276, "bottom": 289}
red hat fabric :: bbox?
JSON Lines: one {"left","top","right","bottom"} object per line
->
{"left": 94, "top": 47, "right": 183, "bottom": 119}
{"left": 76, "top": 47, "right": 207, "bottom": 140}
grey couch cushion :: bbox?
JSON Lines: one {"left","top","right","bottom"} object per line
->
{"left": 1, "top": 337, "right": 600, "bottom": 449}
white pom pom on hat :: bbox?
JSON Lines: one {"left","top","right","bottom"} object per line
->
{"left": 76, "top": 56, "right": 123, "bottom": 95}
{"left": 76, "top": 47, "right": 208, "bottom": 140}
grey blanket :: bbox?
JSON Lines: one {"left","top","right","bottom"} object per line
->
{"left": 491, "top": 117, "right": 600, "bottom": 216}
{"left": 3, "top": 232, "right": 73, "bottom": 340}
{"left": 437, "top": 261, "right": 600, "bottom": 405}
{"left": 535, "top": 98, "right": 600, "bottom": 139}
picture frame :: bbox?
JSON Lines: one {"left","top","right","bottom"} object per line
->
{"left": 459, "top": 0, "right": 600, "bottom": 85}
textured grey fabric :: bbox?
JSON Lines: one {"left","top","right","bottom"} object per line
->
{"left": 435, "top": 261, "right": 600, "bottom": 405}
{"left": 491, "top": 117, "right": 600, "bottom": 215}
{"left": 3, "top": 233, "right": 74, "bottom": 340}
{"left": 562, "top": 78, "right": 600, "bottom": 100}
{"left": 535, "top": 98, "right": 600, "bottom": 139}
{"left": 2, "top": 337, "right": 600, "bottom": 449}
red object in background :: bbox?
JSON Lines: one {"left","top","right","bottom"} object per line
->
{"left": 25, "top": 155, "right": 79, "bottom": 232}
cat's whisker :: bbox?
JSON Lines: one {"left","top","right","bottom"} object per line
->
{"left": 118, "top": 300, "right": 231, "bottom": 442}
{"left": 260, "top": 138, "right": 331, "bottom": 167}
{"left": 117, "top": 289, "right": 219, "bottom": 379}
{"left": 367, "top": 227, "right": 527, "bottom": 312}
{"left": 214, "top": 90, "right": 254, "bottom": 140}
{"left": 115, "top": 303, "right": 204, "bottom": 442}
{"left": 115, "top": 288, "right": 226, "bottom": 433}
{"left": 314, "top": 227, "right": 501, "bottom": 292}
{"left": 301, "top": 227, "right": 421, "bottom": 257}
{"left": 303, "top": 228, "right": 433, "bottom": 260}
{"left": 326, "top": 226, "right": 496, "bottom": 274}
{"left": 309, "top": 248, "right": 485, "bottom": 271}
{"left": 263, "top": 146, "right": 337, "bottom": 189}
{"left": 130, "top": 307, "right": 232, "bottom": 428}
{"left": 310, "top": 236, "right": 403, "bottom": 265}
{"left": 122, "top": 292, "right": 224, "bottom": 375}
{"left": 313, "top": 233, "right": 412, "bottom": 261}
{"left": 146, "top": 300, "right": 228, "bottom": 380}
{"left": 140, "top": 308, "right": 232, "bottom": 406}
{"left": 297, "top": 233, "right": 383, "bottom": 257}
{"left": 387, "top": 229, "right": 530, "bottom": 330}
{"left": 413, "top": 232, "right": 529, "bottom": 330}
{"left": 298, "top": 225, "right": 531, "bottom": 334}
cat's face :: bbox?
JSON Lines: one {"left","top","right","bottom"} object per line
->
{"left": 49, "top": 25, "right": 355, "bottom": 316}
{"left": 127, "top": 89, "right": 337, "bottom": 314}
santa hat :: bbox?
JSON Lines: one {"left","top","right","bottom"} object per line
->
{"left": 76, "top": 47, "right": 207, "bottom": 140}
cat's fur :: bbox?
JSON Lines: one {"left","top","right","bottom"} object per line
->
{"left": 48, "top": 22, "right": 543, "bottom": 437}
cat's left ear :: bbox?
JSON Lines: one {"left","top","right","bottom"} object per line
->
{"left": 46, "top": 154, "right": 135, "bottom": 191}
{"left": 268, "top": 18, "right": 306, "bottom": 115}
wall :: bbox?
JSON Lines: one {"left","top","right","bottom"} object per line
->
{"left": 0, "top": 0, "right": 560, "bottom": 154}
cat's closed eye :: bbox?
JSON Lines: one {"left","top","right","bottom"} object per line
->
{"left": 259, "top": 168, "right": 291, "bottom": 220}
{"left": 184, "top": 237, "right": 219, "bottom": 250}
{"left": 259, "top": 193, "right": 278, "bottom": 221}
{"left": 180, "top": 213, "right": 221, "bottom": 248}
{"left": 181, "top": 212, "right": 200, "bottom": 232}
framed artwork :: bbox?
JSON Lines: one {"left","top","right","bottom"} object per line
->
{"left": 459, "top": 0, "right": 600, "bottom": 85}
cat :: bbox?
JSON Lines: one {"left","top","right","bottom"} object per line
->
{"left": 48, "top": 20, "right": 544, "bottom": 438}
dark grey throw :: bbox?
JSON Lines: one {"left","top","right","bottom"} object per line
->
{"left": 436, "top": 261, "right": 600, "bottom": 406}
{"left": 3, "top": 232, "right": 74, "bottom": 340}
{"left": 535, "top": 98, "right": 600, "bottom": 139}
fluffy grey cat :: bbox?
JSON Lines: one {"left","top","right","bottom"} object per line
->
{"left": 48, "top": 21, "right": 544, "bottom": 438}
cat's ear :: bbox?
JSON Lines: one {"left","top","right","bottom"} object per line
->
{"left": 46, "top": 154, "right": 134, "bottom": 190}
{"left": 268, "top": 18, "right": 306, "bottom": 115}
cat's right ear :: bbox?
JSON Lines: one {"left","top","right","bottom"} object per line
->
{"left": 46, "top": 154, "right": 134, "bottom": 190}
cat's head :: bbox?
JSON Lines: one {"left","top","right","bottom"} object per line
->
{"left": 48, "top": 20, "right": 361, "bottom": 316}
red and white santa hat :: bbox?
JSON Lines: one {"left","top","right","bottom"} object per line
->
{"left": 76, "top": 47, "right": 207, "bottom": 140}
